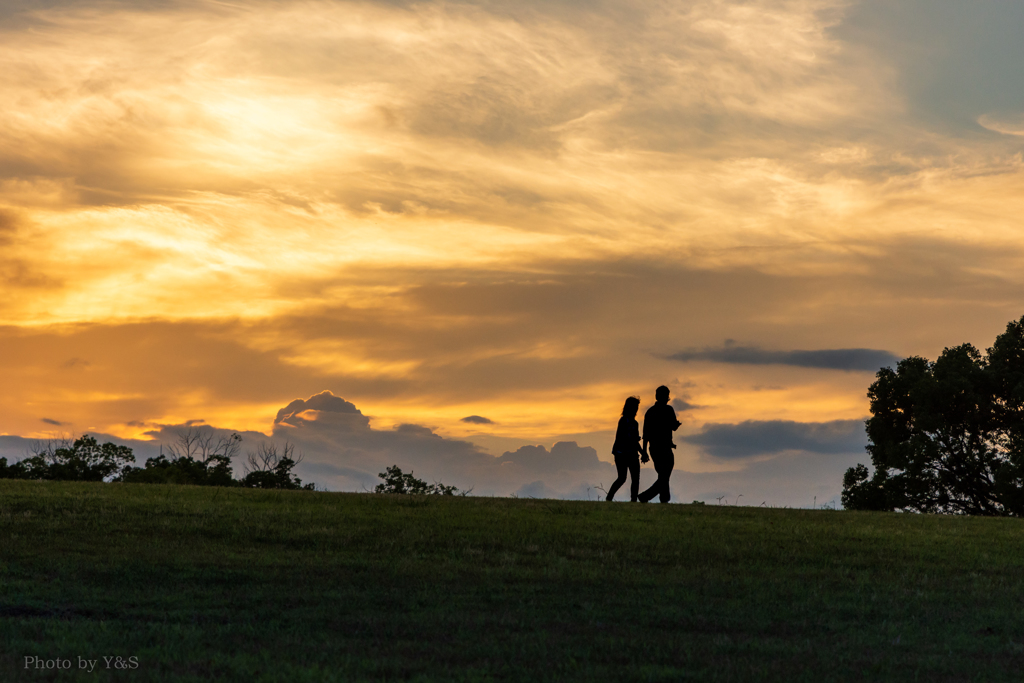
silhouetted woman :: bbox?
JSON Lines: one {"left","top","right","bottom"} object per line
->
{"left": 606, "top": 396, "right": 645, "bottom": 502}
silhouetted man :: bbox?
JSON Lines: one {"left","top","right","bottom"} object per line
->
{"left": 638, "top": 385, "right": 681, "bottom": 504}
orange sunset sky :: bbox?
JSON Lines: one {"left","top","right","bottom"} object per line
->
{"left": 2, "top": 0, "right": 1024, "bottom": 504}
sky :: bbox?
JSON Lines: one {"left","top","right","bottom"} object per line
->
{"left": 2, "top": 0, "right": 1024, "bottom": 506}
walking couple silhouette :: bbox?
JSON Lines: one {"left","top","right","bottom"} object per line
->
{"left": 606, "top": 385, "right": 682, "bottom": 503}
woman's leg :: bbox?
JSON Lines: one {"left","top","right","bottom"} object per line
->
{"left": 628, "top": 460, "right": 641, "bottom": 501}
{"left": 606, "top": 460, "right": 628, "bottom": 500}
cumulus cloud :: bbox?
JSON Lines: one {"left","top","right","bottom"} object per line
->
{"left": 667, "top": 343, "right": 899, "bottom": 372}
{"left": 260, "top": 392, "right": 615, "bottom": 497}
{"left": 683, "top": 419, "right": 867, "bottom": 459}
{"left": 275, "top": 391, "right": 365, "bottom": 426}
{"left": 40, "top": 418, "right": 66, "bottom": 426}
{"left": 497, "top": 441, "right": 605, "bottom": 474}
{"left": 460, "top": 415, "right": 494, "bottom": 424}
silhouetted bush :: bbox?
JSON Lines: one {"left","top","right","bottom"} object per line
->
{"left": 119, "top": 453, "right": 236, "bottom": 486}
{"left": 0, "top": 435, "right": 137, "bottom": 482}
{"left": 374, "top": 465, "right": 467, "bottom": 495}
{"left": 0, "top": 457, "right": 29, "bottom": 480}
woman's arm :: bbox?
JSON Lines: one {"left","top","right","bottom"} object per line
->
{"left": 637, "top": 420, "right": 648, "bottom": 463}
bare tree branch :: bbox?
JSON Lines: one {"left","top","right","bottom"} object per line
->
{"left": 244, "top": 441, "right": 301, "bottom": 475}
{"left": 164, "top": 428, "right": 241, "bottom": 463}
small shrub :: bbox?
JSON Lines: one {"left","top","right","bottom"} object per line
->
{"left": 374, "top": 465, "right": 468, "bottom": 496}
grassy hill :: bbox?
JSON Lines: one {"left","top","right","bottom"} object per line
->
{"left": 1, "top": 481, "right": 1022, "bottom": 682}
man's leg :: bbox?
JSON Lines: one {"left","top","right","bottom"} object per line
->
{"left": 638, "top": 459, "right": 660, "bottom": 503}
{"left": 658, "top": 451, "right": 675, "bottom": 503}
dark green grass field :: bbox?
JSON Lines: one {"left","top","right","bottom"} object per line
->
{"left": 1, "top": 481, "right": 1023, "bottom": 682}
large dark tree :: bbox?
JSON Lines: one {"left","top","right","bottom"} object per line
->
{"left": 843, "top": 316, "right": 1024, "bottom": 515}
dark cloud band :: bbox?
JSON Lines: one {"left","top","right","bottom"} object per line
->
{"left": 683, "top": 419, "right": 867, "bottom": 459}
{"left": 667, "top": 344, "right": 899, "bottom": 372}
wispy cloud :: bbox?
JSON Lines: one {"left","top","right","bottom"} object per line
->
{"left": 0, "top": 0, "right": 980, "bottom": 328}
{"left": 672, "top": 398, "right": 702, "bottom": 412}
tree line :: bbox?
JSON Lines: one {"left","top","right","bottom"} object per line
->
{"left": 0, "top": 429, "right": 314, "bottom": 490}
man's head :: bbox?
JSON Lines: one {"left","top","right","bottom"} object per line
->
{"left": 655, "top": 385, "right": 670, "bottom": 403}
